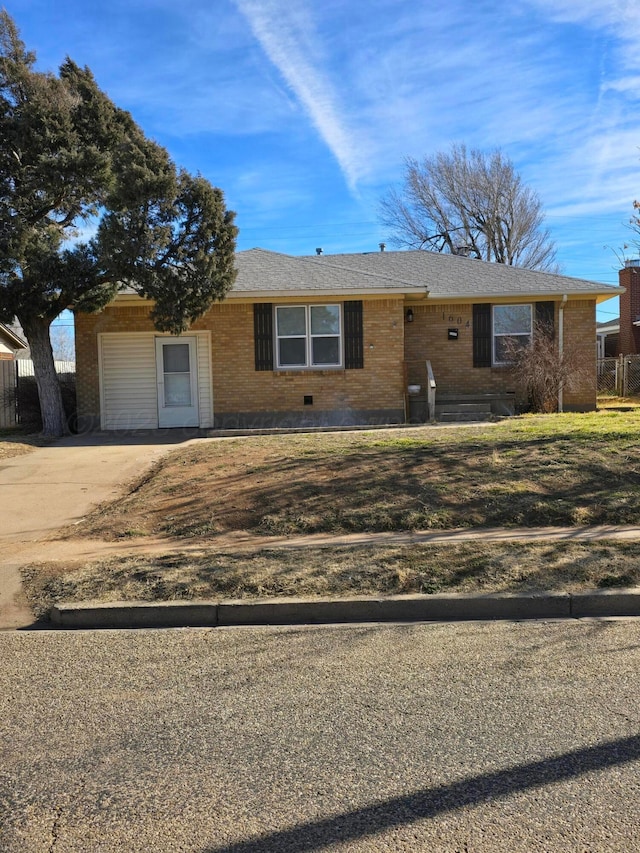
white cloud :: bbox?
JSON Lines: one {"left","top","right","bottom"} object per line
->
{"left": 16, "top": 0, "right": 640, "bottom": 268}
{"left": 603, "top": 76, "right": 640, "bottom": 96}
{"left": 524, "top": 0, "right": 640, "bottom": 32}
{"left": 523, "top": 0, "right": 640, "bottom": 85}
{"left": 232, "top": 0, "right": 372, "bottom": 192}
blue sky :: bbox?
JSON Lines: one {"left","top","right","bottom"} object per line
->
{"left": 7, "top": 0, "right": 640, "bottom": 323}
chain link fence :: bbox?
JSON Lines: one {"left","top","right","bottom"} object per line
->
{"left": 597, "top": 355, "right": 640, "bottom": 397}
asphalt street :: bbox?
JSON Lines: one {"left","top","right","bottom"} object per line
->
{"left": 1, "top": 619, "right": 639, "bottom": 851}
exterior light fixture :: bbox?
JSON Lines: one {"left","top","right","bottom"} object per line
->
{"left": 406, "top": 308, "right": 414, "bottom": 323}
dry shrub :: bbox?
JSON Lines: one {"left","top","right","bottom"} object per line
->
{"left": 504, "top": 320, "right": 589, "bottom": 413}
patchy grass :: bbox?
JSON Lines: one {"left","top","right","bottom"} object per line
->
{"left": 73, "top": 410, "right": 640, "bottom": 540}
{"left": 21, "top": 540, "right": 640, "bottom": 620}
{"left": 597, "top": 395, "right": 640, "bottom": 411}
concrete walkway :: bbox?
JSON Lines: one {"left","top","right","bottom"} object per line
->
{"left": 2, "top": 431, "right": 640, "bottom": 630}
{"left": 0, "top": 430, "right": 204, "bottom": 629}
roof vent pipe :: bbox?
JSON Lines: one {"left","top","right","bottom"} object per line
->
{"left": 316, "top": 247, "right": 323, "bottom": 255}
{"left": 455, "top": 245, "right": 481, "bottom": 259}
{"left": 379, "top": 242, "right": 386, "bottom": 252}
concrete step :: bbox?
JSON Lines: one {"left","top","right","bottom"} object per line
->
{"left": 435, "top": 402, "right": 491, "bottom": 415}
{"left": 436, "top": 394, "right": 497, "bottom": 402}
{"left": 438, "top": 411, "right": 493, "bottom": 423}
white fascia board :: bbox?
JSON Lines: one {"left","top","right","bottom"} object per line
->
{"left": 426, "top": 288, "right": 624, "bottom": 303}
{"left": 0, "top": 324, "right": 27, "bottom": 349}
{"left": 111, "top": 286, "right": 618, "bottom": 305}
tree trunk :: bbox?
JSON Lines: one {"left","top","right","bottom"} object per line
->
{"left": 21, "top": 317, "right": 70, "bottom": 437}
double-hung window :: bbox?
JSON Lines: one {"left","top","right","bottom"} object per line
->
{"left": 493, "top": 304, "right": 532, "bottom": 365}
{"left": 276, "top": 305, "right": 342, "bottom": 368}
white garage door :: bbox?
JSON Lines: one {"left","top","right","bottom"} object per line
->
{"left": 99, "top": 333, "right": 213, "bottom": 430}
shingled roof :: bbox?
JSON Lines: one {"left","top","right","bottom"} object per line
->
{"left": 230, "top": 248, "right": 622, "bottom": 302}
{"left": 231, "top": 248, "right": 428, "bottom": 296}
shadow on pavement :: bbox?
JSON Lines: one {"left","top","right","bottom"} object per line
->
{"left": 49, "top": 428, "right": 208, "bottom": 448}
{"left": 202, "top": 733, "right": 640, "bottom": 853}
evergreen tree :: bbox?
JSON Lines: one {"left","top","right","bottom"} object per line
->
{"left": 0, "top": 11, "right": 237, "bottom": 436}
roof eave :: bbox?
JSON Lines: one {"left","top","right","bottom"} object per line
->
{"left": 0, "top": 324, "right": 27, "bottom": 349}
{"left": 110, "top": 284, "right": 622, "bottom": 305}
{"left": 427, "top": 287, "right": 624, "bottom": 303}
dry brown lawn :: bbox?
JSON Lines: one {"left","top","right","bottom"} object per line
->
{"left": 73, "top": 410, "right": 640, "bottom": 540}
{"left": 21, "top": 540, "right": 640, "bottom": 620}
{"left": 0, "top": 432, "right": 45, "bottom": 459}
{"left": 22, "top": 408, "right": 640, "bottom": 619}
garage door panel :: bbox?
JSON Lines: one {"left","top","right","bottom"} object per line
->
{"left": 100, "top": 335, "right": 158, "bottom": 430}
{"left": 99, "top": 332, "right": 213, "bottom": 430}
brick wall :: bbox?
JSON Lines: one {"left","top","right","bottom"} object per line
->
{"left": 75, "top": 297, "right": 406, "bottom": 427}
{"left": 75, "top": 293, "right": 598, "bottom": 427}
{"left": 619, "top": 265, "right": 640, "bottom": 355}
{"left": 562, "top": 300, "right": 597, "bottom": 411}
{"left": 405, "top": 302, "right": 496, "bottom": 394}
{"left": 210, "top": 299, "right": 405, "bottom": 420}
{"left": 404, "top": 298, "right": 597, "bottom": 411}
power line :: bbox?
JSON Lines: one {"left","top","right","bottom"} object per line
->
{"left": 237, "top": 220, "right": 379, "bottom": 232}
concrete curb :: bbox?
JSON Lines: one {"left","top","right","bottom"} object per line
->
{"left": 49, "top": 588, "right": 640, "bottom": 630}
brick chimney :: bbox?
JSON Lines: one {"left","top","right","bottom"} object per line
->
{"left": 619, "top": 260, "right": 640, "bottom": 354}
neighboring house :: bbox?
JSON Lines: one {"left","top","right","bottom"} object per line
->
{"left": 0, "top": 323, "right": 27, "bottom": 361}
{"left": 597, "top": 318, "right": 620, "bottom": 358}
{"left": 4, "top": 321, "right": 31, "bottom": 360}
{"left": 0, "top": 324, "right": 28, "bottom": 429}
{"left": 595, "top": 260, "right": 640, "bottom": 358}
{"left": 617, "top": 259, "right": 640, "bottom": 356}
{"left": 75, "top": 248, "right": 623, "bottom": 431}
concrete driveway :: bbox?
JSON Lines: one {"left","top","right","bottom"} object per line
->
{"left": 0, "top": 430, "right": 202, "bottom": 628}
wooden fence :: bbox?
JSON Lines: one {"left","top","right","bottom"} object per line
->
{"left": 0, "top": 360, "right": 18, "bottom": 428}
{"left": 0, "top": 359, "right": 76, "bottom": 428}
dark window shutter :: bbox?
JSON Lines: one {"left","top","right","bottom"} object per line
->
{"left": 254, "top": 303, "right": 274, "bottom": 371}
{"left": 535, "top": 301, "right": 555, "bottom": 338}
{"left": 344, "top": 300, "right": 364, "bottom": 369}
{"left": 473, "top": 303, "right": 492, "bottom": 367}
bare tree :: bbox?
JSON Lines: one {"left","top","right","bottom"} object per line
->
{"left": 50, "top": 325, "right": 75, "bottom": 362}
{"left": 621, "top": 199, "right": 640, "bottom": 258}
{"left": 380, "top": 145, "right": 558, "bottom": 271}
{"left": 504, "top": 320, "right": 588, "bottom": 413}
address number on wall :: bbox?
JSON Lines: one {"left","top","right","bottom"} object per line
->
{"left": 443, "top": 313, "right": 470, "bottom": 327}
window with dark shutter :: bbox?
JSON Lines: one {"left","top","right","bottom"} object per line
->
{"left": 535, "top": 301, "right": 555, "bottom": 339}
{"left": 343, "top": 300, "right": 364, "bottom": 369}
{"left": 473, "top": 303, "right": 491, "bottom": 367}
{"left": 254, "top": 303, "right": 274, "bottom": 371}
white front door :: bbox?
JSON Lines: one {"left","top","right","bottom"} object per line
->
{"left": 155, "top": 337, "right": 199, "bottom": 428}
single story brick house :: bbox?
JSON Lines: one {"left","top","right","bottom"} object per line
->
{"left": 75, "top": 248, "right": 623, "bottom": 431}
